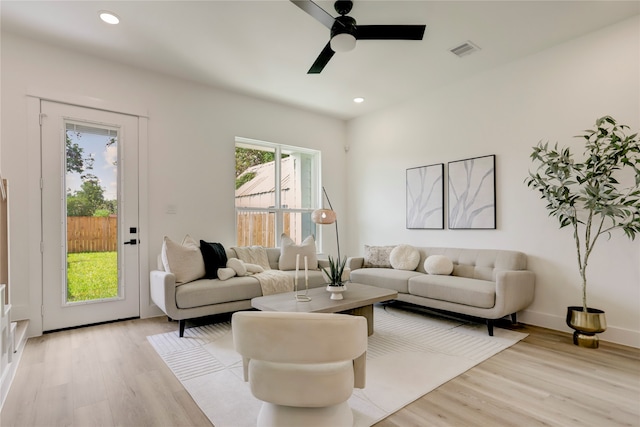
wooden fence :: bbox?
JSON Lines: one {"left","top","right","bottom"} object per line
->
{"left": 67, "top": 212, "right": 294, "bottom": 253}
{"left": 67, "top": 216, "right": 117, "bottom": 253}
{"left": 236, "top": 212, "right": 291, "bottom": 247}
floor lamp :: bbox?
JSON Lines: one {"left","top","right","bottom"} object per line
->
{"left": 311, "top": 187, "right": 341, "bottom": 261}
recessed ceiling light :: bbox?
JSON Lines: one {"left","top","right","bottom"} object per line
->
{"left": 353, "top": 97, "right": 365, "bottom": 103}
{"left": 99, "top": 11, "right": 120, "bottom": 25}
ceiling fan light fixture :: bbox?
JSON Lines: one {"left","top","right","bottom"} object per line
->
{"left": 330, "top": 33, "right": 356, "bottom": 52}
{"left": 330, "top": 14, "right": 357, "bottom": 52}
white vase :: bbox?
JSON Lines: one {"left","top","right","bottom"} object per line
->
{"left": 326, "top": 284, "right": 346, "bottom": 300}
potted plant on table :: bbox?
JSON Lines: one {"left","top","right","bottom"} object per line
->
{"left": 321, "top": 255, "right": 348, "bottom": 300}
{"left": 525, "top": 116, "right": 640, "bottom": 348}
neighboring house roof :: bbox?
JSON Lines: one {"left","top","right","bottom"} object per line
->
{"left": 235, "top": 157, "right": 294, "bottom": 208}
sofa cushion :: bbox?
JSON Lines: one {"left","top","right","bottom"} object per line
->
{"left": 363, "top": 245, "right": 396, "bottom": 268}
{"left": 279, "top": 234, "right": 318, "bottom": 271}
{"left": 424, "top": 255, "right": 453, "bottom": 275}
{"left": 265, "top": 248, "right": 281, "bottom": 270}
{"left": 350, "top": 268, "right": 422, "bottom": 294}
{"left": 200, "top": 240, "right": 227, "bottom": 279}
{"left": 408, "top": 275, "right": 495, "bottom": 309}
{"left": 176, "top": 270, "right": 330, "bottom": 309}
{"left": 176, "top": 276, "right": 263, "bottom": 309}
{"left": 161, "top": 235, "right": 205, "bottom": 285}
{"left": 390, "top": 244, "right": 420, "bottom": 270}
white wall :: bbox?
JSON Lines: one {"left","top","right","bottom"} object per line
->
{"left": 2, "top": 17, "right": 638, "bottom": 347}
{"left": 346, "top": 16, "right": 640, "bottom": 347}
{"left": 0, "top": 33, "right": 347, "bottom": 336}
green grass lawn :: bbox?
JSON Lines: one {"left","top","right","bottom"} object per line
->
{"left": 67, "top": 251, "right": 118, "bottom": 302}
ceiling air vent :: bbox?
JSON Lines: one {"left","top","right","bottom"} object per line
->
{"left": 450, "top": 41, "right": 481, "bottom": 58}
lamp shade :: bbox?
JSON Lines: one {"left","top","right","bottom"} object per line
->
{"left": 312, "top": 209, "right": 337, "bottom": 224}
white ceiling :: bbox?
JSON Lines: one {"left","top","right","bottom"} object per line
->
{"left": 2, "top": 1, "right": 638, "bottom": 120}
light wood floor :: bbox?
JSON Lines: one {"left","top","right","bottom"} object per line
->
{"left": 1, "top": 314, "right": 638, "bottom": 427}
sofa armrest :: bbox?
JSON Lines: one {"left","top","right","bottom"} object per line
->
{"left": 494, "top": 270, "right": 536, "bottom": 315}
{"left": 150, "top": 270, "right": 180, "bottom": 319}
{"left": 347, "top": 257, "right": 364, "bottom": 271}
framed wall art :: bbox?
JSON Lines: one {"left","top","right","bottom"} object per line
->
{"left": 448, "top": 155, "right": 496, "bottom": 229}
{"left": 406, "top": 163, "right": 444, "bottom": 229}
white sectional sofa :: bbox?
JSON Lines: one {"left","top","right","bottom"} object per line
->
{"left": 348, "top": 246, "right": 536, "bottom": 335}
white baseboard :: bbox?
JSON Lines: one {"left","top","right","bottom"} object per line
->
{"left": 141, "top": 302, "right": 164, "bottom": 319}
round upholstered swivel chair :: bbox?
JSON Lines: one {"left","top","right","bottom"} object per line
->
{"left": 232, "top": 311, "right": 368, "bottom": 427}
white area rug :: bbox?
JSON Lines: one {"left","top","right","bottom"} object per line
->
{"left": 148, "top": 304, "right": 527, "bottom": 426}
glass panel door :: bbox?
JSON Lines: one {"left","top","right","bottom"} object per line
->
{"left": 41, "top": 101, "right": 139, "bottom": 331}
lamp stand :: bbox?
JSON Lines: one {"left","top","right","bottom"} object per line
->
{"left": 321, "top": 187, "right": 341, "bottom": 262}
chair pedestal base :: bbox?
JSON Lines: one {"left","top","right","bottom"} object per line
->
{"left": 257, "top": 401, "right": 353, "bottom": 427}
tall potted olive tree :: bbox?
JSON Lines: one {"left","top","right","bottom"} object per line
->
{"left": 526, "top": 116, "right": 640, "bottom": 348}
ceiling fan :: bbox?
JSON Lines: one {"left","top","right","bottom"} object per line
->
{"left": 291, "top": 0, "right": 426, "bottom": 74}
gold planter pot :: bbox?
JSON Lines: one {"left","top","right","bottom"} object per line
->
{"left": 566, "top": 306, "right": 607, "bottom": 349}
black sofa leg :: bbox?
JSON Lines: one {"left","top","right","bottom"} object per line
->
{"left": 486, "top": 319, "right": 494, "bottom": 336}
{"left": 179, "top": 319, "right": 186, "bottom": 337}
{"left": 511, "top": 313, "right": 517, "bottom": 324}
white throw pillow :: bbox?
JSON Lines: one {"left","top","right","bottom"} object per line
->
{"left": 161, "top": 235, "right": 205, "bottom": 284}
{"left": 227, "top": 258, "right": 247, "bottom": 276}
{"left": 389, "top": 244, "right": 420, "bottom": 270}
{"left": 424, "top": 255, "right": 454, "bottom": 275}
{"left": 279, "top": 234, "right": 318, "bottom": 271}
{"left": 217, "top": 267, "right": 236, "bottom": 281}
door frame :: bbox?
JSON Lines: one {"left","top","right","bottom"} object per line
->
{"left": 25, "top": 91, "right": 151, "bottom": 337}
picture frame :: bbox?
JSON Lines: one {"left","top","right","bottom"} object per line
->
{"left": 406, "top": 163, "right": 444, "bottom": 229}
{"left": 448, "top": 155, "right": 496, "bottom": 229}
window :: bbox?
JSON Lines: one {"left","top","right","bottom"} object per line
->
{"left": 235, "top": 137, "right": 321, "bottom": 247}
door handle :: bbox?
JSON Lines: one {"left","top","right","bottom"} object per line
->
{"left": 124, "top": 239, "right": 139, "bottom": 245}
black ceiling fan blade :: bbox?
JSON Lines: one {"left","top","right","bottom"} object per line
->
{"left": 291, "top": 0, "right": 335, "bottom": 29}
{"left": 356, "top": 25, "right": 426, "bottom": 40}
{"left": 308, "top": 42, "right": 335, "bottom": 74}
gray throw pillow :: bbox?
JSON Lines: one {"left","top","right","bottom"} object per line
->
{"left": 363, "top": 245, "right": 396, "bottom": 268}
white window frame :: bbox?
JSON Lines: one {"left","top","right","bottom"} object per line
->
{"left": 235, "top": 137, "right": 322, "bottom": 248}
